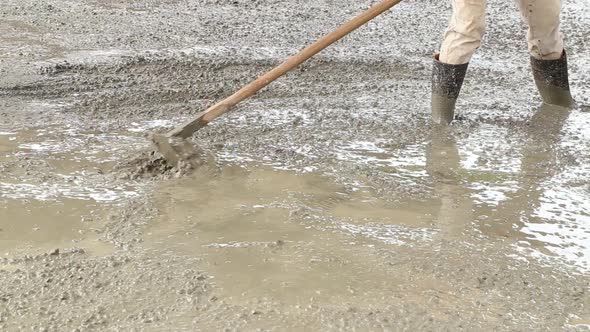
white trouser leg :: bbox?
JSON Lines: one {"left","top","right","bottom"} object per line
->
{"left": 439, "top": 0, "right": 486, "bottom": 65}
{"left": 516, "top": 0, "right": 564, "bottom": 60}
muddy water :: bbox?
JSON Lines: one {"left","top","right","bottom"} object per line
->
{"left": 147, "top": 166, "right": 438, "bottom": 306}
{"left": 0, "top": 122, "right": 151, "bottom": 255}
{"left": 145, "top": 103, "right": 589, "bottom": 312}
{"left": 2, "top": 87, "right": 589, "bottom": 331}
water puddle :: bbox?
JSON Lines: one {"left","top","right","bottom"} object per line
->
{"left": 0, "top": 128, "right": 140, "bottom": 201}
{"left": 335, "top": 140, "right": 428, "bottom": 182}
{"left": 439, "top": 106, "right": 589, "bottom": 272}
{"left": 146, "top": 166, "right": 439, "bottom": 305}
{"left": 516, "top": 110, "right": 590, "bottom": 270}
{"left": 145, "top": 105, "right": 589, "bottom": 311}
{"left": 0, "top": 115, "right": 175, "bottom": 254}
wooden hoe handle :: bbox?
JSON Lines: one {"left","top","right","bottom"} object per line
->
{"left": 169, "top": 0, "right": 403, "bottom": 138}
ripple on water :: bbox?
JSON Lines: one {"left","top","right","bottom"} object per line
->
{"left": 519, "top": 111, "right": 590, "bottom": 272}
{"left": 316, "top": 117, "right": 589, "bottom": 273}
{"left": 0, "top": 123, "right": 169, "bottom": 203}
{"left": 458, "top": 124, "right": 523, "bottom": 206}
{"left": 335, "top": 139, "right": 428, "bottom": 186}
{"left": 0, "top": 179, "right": 139, "bottom": 202}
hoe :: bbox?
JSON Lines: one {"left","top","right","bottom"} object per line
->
{"left": 151, "top": 0, "right": 403, "bottom": 166}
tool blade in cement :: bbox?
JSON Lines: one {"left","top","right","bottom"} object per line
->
{"left": 150, "top": 133, "right": 201, "bottom": 168}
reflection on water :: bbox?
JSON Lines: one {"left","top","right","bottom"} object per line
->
{"left": 148, "top": 104, "right": 589, "bottom": 282}
{"left": 430, "top": 104, "right": 589, "bottom": 271}
{"left": 493, "top": 105, "right": 590, "bottom": 270}
{"left": 0, "top": 126, "right": 148, "bottom": 202}
{"left": 335, "top": 140, "right": 428, "bottom": 185}
{"left": 145, "top": 104, "right": 588, "bottom": 307}
{"left": 1, "top": 100, "right": 587, "bottom": 274}
{"left": 0, "top": 122, "right": 163, "bottom": 252}
{"left": 362, "top": 105, "right": 587, "bottom": 271}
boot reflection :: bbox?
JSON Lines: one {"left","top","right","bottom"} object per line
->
{"left": 426, "top": 127, "right": 473, "bottom": 239}
{"left": 426, "top": 104, "right": 572, "bottom": 242}
{"left": 482, "top": 103, "right": 572, "bottom": 241}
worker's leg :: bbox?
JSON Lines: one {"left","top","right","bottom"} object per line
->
{"left": 440, "top": 0, "right": 487, "bottom": 64}
{"left": 432, "top": 0, "right": 486, "bottom": 124}
{"left": 517, "top": 0, "right": 573, "bottom": 106}
{"left": 517, "top": 0, "right": 563, "bottom": 60}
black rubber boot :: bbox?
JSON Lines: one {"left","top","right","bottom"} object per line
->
{"left": 531, "top": 50, "right": 574, "bottom": 107}
{"left": 431, "top": 54, "right": 469, "bottom": 125}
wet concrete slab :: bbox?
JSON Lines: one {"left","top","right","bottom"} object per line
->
{"left": 0, "top": 0, "right": 589, "bottom": 330}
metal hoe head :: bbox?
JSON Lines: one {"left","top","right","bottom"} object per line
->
{"left": 150, "top": 133, "right": 201, "bottom": 168}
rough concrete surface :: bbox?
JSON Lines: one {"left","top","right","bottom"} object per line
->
{"left": 1, "top": 0, "right": 589, "bottom": 331}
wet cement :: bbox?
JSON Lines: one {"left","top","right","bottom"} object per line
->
{"left": 1, "top": 0, "right": 590, "bottom": 330}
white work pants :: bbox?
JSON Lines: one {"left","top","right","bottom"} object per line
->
{"left": 439, "top": 0, "right": 565, "bottom": 64}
